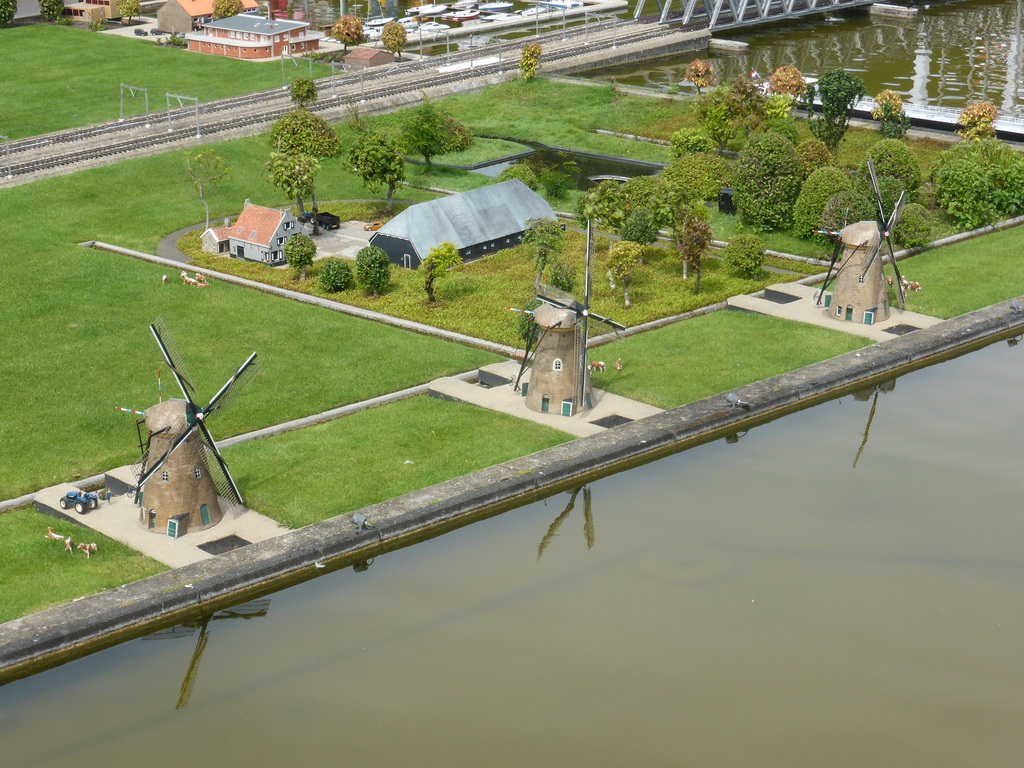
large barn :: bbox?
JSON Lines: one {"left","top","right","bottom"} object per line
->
{"left": 369, "top": 179, "right": 556, "bottom": 269}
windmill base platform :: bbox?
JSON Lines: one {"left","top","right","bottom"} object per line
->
{"left": 428, "top": 361, "right": 663, "bottom": 438}
{"left": 727, "top": 283, "right": 944, "bottom": 342}
{"left": 33, "top": 472, "right": 288, "bottom": 569}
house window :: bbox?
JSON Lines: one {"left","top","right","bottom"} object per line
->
{"left": 161, "top": 471, "right": 169, "bottom": 482}
{"left": 194, "top": 468, "right": 202, "bottom": 478}
{"left": 553, "top": 358, "right": 562, "bottom": 371}
{"left": 277, "top": 236, "right": 284, "bottom": 245}
{"left": 284, "top": 221, "right": 293, "bottom": 230}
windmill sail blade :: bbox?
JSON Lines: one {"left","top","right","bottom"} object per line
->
{"left": 534, "top": 275, "right": 583, "bottom": 314}
{"left": 582, "top": 486, "right": 594, "bottom": 550}
{"left": 586, "top": 311, "right": 626, "bottom": 333}
{"left": 513, "top": 319, "right": 560, "bottom": 392}
{"left": 860, "top": 241, "right": 885, "bottom": 281}
{"left": 203, "top": 352, "right": 260, "bottom": 422}
{"left": 817, "top": 239, "right": 845, "bottom": 303}
{"left": 537, "top": 486, "right": 581, "bottom": 560}
{"left": 196, "top": 420, "right": 244, "bottom": 507}
{"left": 867, "top": 159, "right": 887, "bottom": 225}
{"left": 884, "top": 191, "right": 907, "bottom": 238}
{"left": 150, "top": 319, "right": 197, "bottom": 403}
{"left": 137, "top": 423, "right": 197, "bottom": 488}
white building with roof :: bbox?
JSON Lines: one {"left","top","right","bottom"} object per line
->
{"left": 185, "top": 14, "right": 321, "bottom": 59}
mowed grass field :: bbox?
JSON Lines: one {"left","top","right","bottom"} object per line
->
{"left": 0, "top": 26, "right": 333, "bottom": 139}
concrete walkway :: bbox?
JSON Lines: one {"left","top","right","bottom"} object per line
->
{"left": 35, "top": 476, "right": 288, "bottom": 569}
{"left": 429, "top": 361, "right": 663, "bottom": 437}
{"left": 727, "top": 282, "right": 944, "bottom": 343}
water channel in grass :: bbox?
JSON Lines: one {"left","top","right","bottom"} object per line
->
{"left": 585, "top": 0, "right": 1024, "bottom": 117}
{"left": 3, "top": 331, "right": 1024, "bottom": 766}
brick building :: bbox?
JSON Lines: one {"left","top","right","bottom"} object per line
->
{"left": 185, "top": 14, "right": 321, "bottom": 59}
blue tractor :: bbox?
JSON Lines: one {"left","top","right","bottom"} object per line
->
{"left": 59, "top": 490, "right": 99, "bottom": 515}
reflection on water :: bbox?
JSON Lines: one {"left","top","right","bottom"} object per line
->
{"left": 586, "top": 0, "right": 1024, "bottom": 116}
{"left": 2, "top": 336, "right": 1024, "bottom": 767}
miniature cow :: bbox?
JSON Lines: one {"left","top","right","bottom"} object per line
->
{"left": 45, "top": 526, "right": 64, "bottom": 541}
{"left": 77, "top": 542, "right": 98, "bottom": 559}
{"left": 588, "top": 361, "right": 606, "bottom": 373}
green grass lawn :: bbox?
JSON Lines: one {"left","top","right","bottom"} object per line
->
{"left": 229, "top": 395, "right": 573, "bottom": 529}
{"left": 594, "top": 311, "right": 872, "bottom": 409}
{"left": 0, "top": 26, "right": 333, "bottom": 139}
{"left": 0, "top": 507, "right": 166, "bottom": 624}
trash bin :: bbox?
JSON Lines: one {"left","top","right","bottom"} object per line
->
{"left": 718, "top": 188, "right": 736, "bottom": 215}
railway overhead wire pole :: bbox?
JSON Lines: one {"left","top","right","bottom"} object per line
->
{"left": 120, "top": 84, "right": 151, "bottom": 128}
{"left": 166, "top": 94, "right": 201, "bottom": 138}
{"left": 1, "top": 135, "right": 10, "bottom": 180}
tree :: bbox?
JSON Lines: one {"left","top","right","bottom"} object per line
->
{"left": 608, "top": 240, "right": 643, "bottom": 308}
{"left": 521, "top": 217, "right": 564, "bottom": 277}
{"left": 660, "top": 152, "right": 733, "bottom": 203}
{"left": 871, "top": 90, "right": 910, "bottom": 140}
{"left": 497, "top": 163, "right": 539, "bottom": 190}
{"left": 956, "top": 100, "right": 998, "bottom": 142}
{"left": 118, "top": 0, "right": 141, "bottom": 21}
{"left": 284, "top": 233, "right": 316, "bottom": 281}
{"left": 270, "top": 109, "right": 341, "bottom": 229}
{"left": 346, "top": 131, "right": 405, "bottom": 213}
{"left": 289, "top": 78, "right": 317, "bottom": 108}
{"left": 694, "top": 85, "right": 736, "bottom": 149}
{"left": 355, "top": 246, "right": 392, "bottom": 296}
{"left": 319, "top": 258, "right": 353, "bottom": 292}
{"left": 684, "top": 59, "right": 715, "bottom": 93}
{"left": 806, "top": 69, "right": 865, "bottom": 152}
{"left": 792, "top": 166, "right": 852, "bottom": 240}
{"left": 733, "top": 132, "right": 803, "bottom": 232}
{"left": 0, "top": 0, "right": 16, "bottom": 26}
{"left": 934, "top": 139, "right": 1024, "bottom": 229}
{"left": 620, "top": 208, "right": 659, "bottom": 247}
{"left": 723, "top": 235, "right": 765, "bottom": 278}
{"left": 419, "top": 241, "right": 462, "bottom": 303}
{"left": 520, "top": 42, "right": 542, "bottom": 81}
{"left": 182, "top": 148, "right": 230, "bottom": 231}
{"left": 331, "top": 15, "right": 363, "bottom": 51}
{"left": 858, "top": 138, "right": 921, "bottom": 202}
{"left": 767, "top": 66, "right": 806, "bottom": 100}
{"left": 213, "top": 0, "right": 243, "bottom": 19}
{"left": 266, "top": 150, "right": 319, "bottom": 218}
{"left": 796, "top": 138, "right": 831, "bottom": 179}
{"left": 381, "top": 21, "right": 407, "bottom": 57}
{"left": 39, "top": 0, "right": 64, "bottom": 21}
{"left": 401, "top": 98, "right": 471, "bottom": 168}
{"left": 669, "top": 127, "right": 713, "bottom": 158}
{"left": 672, "top": 204, "right": 713, "bottom": 293}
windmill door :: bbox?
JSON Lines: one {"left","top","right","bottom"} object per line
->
{"left": 845, "top": 305, "right": 853, "bottom": 321}
{"left": 541, "top": 395, "right": 549, "bottom": 413}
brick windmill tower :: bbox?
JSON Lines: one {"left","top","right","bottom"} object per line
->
{"left": 128, "top": 320, "right": 259, "bottom": 536}
{"left": 817, "top": 160, "right": 908, "bottom": 326}
{"left": 516, "top": 221, "right": 624, "bottom": 417}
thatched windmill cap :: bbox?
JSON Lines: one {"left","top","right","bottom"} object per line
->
{"left": 145, "top": 399, "right": 187, "bottom": 431}
{"left": 534, "top": 303, "right": 575, "bottom": 330}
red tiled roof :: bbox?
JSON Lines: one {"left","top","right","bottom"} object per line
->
{"left": 208, "top": 225, "right": 230, "bottom": 241}
{"left": 346, "top": 47, "right": 394, "bottom": 62}
{"left": 230, "top": 204, "right": 285, "bottom": 247}
{"left": 170, "top": 0, "right": 259, "bottom": 18}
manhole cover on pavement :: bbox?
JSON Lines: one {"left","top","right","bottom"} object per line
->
{"left": 198, "top": 535, "right": 251, "bottom": 555}
{"left": 884, "top": 324, "right": 920, "bottom": 335}
{"left": 592, "top": 414, "right": 634, "bottom": 428}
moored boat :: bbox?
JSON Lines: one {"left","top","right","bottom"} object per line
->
{"left": 441, "top": 8, "right": 480, "bottom": 21}
{"left": 478, "top": 1, "right": 513, "bottom": 10}
{"left": 407, "top": 3, "right": 449, "bottom": 15}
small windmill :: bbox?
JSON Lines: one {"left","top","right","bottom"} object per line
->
{"left": 130, "top": 318, "right": 259, "bottom": 535}
{"left": 819, "top": 160, "right": 908, "bottom": 324}
{"left": 517, "top": 220, "right": 625, "bottom": 416}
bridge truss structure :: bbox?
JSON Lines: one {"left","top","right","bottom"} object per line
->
{"left": 633, "top": 0, "right": 877, "bottom": 32}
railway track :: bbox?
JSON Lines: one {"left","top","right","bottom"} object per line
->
{"left": 1, "top": 19, "right": 703, "bottom": 183}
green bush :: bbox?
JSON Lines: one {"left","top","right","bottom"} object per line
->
{"left": 549, "top": 260, "right": 576, "bottom": 293}
{"left": 934, "top": 139, "right": 1024, "bottom": 230}
{"left": 669, "top": 128, "right": 713, "bottom": 158}
{"left": 660, "top": 152, "right": 733, "bottom": 202}
{"left": 796, "top": 139, "right": 831, "bottom": 179}
{"left": 792, "top": 166, "right": 853, "bottom": 239}
{"left": 893, "top": 203, "right": 932, "bottom": 249}
{"left": 318, "top": 258, "right": 353, "bottom": 292}
{"left": 859, "top": 138, "right": 921, "bottom": 201}
{"left": 733, "top": 132, "right": 803, "bottom": 232}
{"left": 723, "top": 234, "right": 766, "bottom": 277}
{"left": 355, "top": 245, "right": 392, "bottom": 295}
{"left": 819, "top": 190, "right": 876, "bottom": 233}
{"left": 496, "top": 163, "right": 539, "bottom": 190}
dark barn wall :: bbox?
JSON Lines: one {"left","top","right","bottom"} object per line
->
{"left": 373, "top": 235, "right": 421, "bottom": 269}
{"left": 378, "top": 230, "right": 529, "bottom": 270}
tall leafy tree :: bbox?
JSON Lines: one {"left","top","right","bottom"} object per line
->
{"left": 118, "top": 0, "right": 141, "bottom": 21}
{"left": 331, "top": 15, "right": 363, "bottom": 51}
{"left": 806, "top": 69, "right": 866, "bottom": 152}
{"left": 420, "top": 241, "right": 462, "bottom": 303}
{"left": 284, "top": 233, "right": 316, "bottom": 281}
{"left": 400, "top": 98, "right": 471, "bottom": 168}
{"left": 182, "top": 148, "right": 230, "bottom": 231}
{"left": 265, "top": 150, "right": 319, "bottom": 218}
{"left": 520, "top": 42, "right": 542, "bottom": 81}
{"left": 270, "top": 109, "right": 341, "bottom": 231}
{"left": 608, "top": 240, "right": 643, "bottom": 308}
{"left": 672, "top": 204, "right": 713, "bottom": 293}
{"left": 213, "top": 0, "right": 243, "bottom": 18}
{"left": 39, "top": 0, "right": 64, "bottom": 21}
{"left": 347, "top": 131, "right": 405, "bottom": 213}
{"left": 355, "top": 245, "right": 392, "bottom": 296}
{"left": 684, "top": 59, "right": 715, "bottom": 93}
{"left": 380, "top": 21, "right": 407, "bottom": 57}
{"left": 521, "top": 217, "right": 564, "bottom": 278}
{"left": 289, "top": 78, "right": 317, "bottom": 108}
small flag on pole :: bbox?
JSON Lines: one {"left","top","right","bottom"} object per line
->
{"left": 750, "top": 68, "right": 760, "bottom": 80}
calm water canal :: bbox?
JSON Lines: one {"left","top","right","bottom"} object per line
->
{"left": 587, "top": 0, "right": 1024, "bottom": 116}
{"left": 3, "top": 331, "right": 1023, "bottom": 766}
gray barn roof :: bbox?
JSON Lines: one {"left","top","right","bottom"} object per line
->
{"left": 374, "top": 179, "right": 555, "bottom": 255}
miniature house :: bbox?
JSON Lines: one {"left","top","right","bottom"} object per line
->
{"left": 139, "top": 400, "right": 223, "bottom": 535}
{"left": 827, "top": 220, "right": 890, "bottom": 325}
{"left": 202, "top": 202, "right": 299, "bottom": 265}
{"left": 185, "top": 14, "right": 321, "bottom": 59}
{"left": 158, "top": 0, "right": 260, "bottom": 34}
{"left": 525, "top": 303, "right": 592, "bottom": 417}
{"left": 369, "top": 179, "right": 555, "bottom": 269}
{"left": 345, "top": 46, "right": 395, "bottom": 69}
